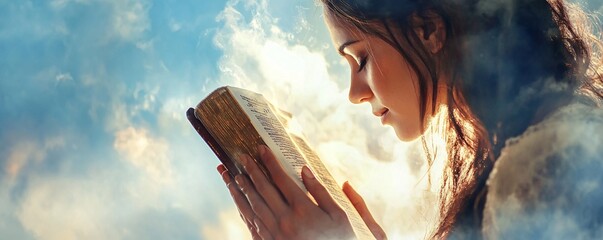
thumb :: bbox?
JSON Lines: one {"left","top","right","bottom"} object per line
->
{"left": 342, "top": 182, "right": 387, "bottom": 240}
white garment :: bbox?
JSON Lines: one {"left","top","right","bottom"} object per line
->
{"left": 483, "top": 101, "right": 603, "bottom": 239}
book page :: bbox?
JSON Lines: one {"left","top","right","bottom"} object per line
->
{"left": 228, "top": 87, "right": 307, "bottom": 191}
{"left": 227, "top": 86, "right": 374, "bottom": 239}
{"left": 290, "top": 134, "right": 375, "bottom": 240}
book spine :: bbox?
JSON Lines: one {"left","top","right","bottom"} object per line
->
{"left": 187, "top": 108, "right": 243, "bottom": 177}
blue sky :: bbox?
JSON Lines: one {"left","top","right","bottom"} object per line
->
{"left": 0, "top": 1, "right": 339, "bottom": 239}
{"left": 1, "top": 0, "right": 602, "bottom": 239}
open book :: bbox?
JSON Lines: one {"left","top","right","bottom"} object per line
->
{"left": 187, "top": 86, "right": 374, "bottom": 240}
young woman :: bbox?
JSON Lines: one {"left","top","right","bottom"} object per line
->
{"left": 215, "top": 0, "right": 603, "bottom": 239}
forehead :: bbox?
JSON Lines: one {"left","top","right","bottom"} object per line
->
{"left": 323, "top": 11, "right": 366, "bottom": 46}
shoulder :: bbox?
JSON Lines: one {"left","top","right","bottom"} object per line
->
{"left": 483, "top": 101, "right": 603, "bottom": 239}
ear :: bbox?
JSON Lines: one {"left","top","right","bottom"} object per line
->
{"left": 410, "top": 11, "right": 446, "bottom": 54}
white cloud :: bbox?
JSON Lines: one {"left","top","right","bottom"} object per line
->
{"left": 201, "top": 207, "right": 251, "bottom": 240}
{"left": 49, "top": 0, "right": 150, "bottom": 42}
{"left": 132, "top": 83, "right": 159, "bottom": 111}
{"left": 103, "top": 99, "right": 131, "bottom": 131}
{"left": 209, "top": 0, "right": 442, "bottom": 237}
{"left": 55, "top": 72, "right": 73, "bottom": 82}
{"left": 50, "top": 0, "right": 90, "bottom": 10}
{"left": 17, "top": 177, "right": 120, "bottom": 240}
{"left": 114, "top": 127, "right": 173, "bottom": 185}
{"left": 484, "top": 103, "right": 603, "bottom": 239}
{"left": 4, "top": 141, "right": 39, "bottom": 180}
{"left": 111, "top": 0, "right": 150, "bottom": 41}
{"left": 135, "top": 39, "right": 154, "bottom": 50}
{"left": 4, "top": 137, "right": 65, "bottom": 180}
{"left": 159, "top": 96, "right": 197, "bottom": 131}
{"left": 13, "top": 165, "right": 180, "bottom": 240}
{"left": 6, "top": 131, "right": 196, "bottom": 240}
{"left": 168, "top": 18, "right": 182, "bottom": 32}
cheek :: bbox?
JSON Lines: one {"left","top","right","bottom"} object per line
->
{"left": 371, "top": 55, "right": 421, "bottom": 110}
{"left": 370, "top": 52, "right": 424, "bottom": 139}
{"left": 390, "top": 76, "right": 422, "bottom": 132}
{"left": 390, "top": 97, "right": 422, "bottom": 133}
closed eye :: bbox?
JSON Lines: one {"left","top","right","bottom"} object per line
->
{"left": 357, "top": 56, "right": 368, "bottom": 73}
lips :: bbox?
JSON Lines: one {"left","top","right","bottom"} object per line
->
{"left": 372, "top": 108, "right": 390, "bottom": 125}
{"left": 373, "top": 108, "right": 389, "bottom": 117}
{"left": 380, "top": 109, "right": 390, "bottom": 125}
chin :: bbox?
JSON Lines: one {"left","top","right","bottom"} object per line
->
{"left": 393, "top": 125, "right": 422, "bottom": 142}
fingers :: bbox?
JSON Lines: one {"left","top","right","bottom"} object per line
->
{"left": 343, "top": 182, "right": 387, "bottom": 240}
{"left": 234, "top": 174, "right": 279, "bottom": 236}
{"left": 253, "top": 218, "right": 274, "bottom": 240}
{"left": 217, "top": 165, "right": 259, "bottom": 238}
{"left": 246, "top": 218, "right": 261, "bottom": 240}
{"left": 240, "top": 211, "right": 261, "bottom": 240}
{"left": 257, "top": 145, "right": 309, "bottom": 207}
{"left": 301, "top": 166, "right": 343, "bottom": 216}
{"left": 239, "top": 154, "right": 287, "bottom": 215}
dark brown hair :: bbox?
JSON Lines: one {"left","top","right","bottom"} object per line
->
{"left": 320, "top": 0, "right": 603, "bottom": 238}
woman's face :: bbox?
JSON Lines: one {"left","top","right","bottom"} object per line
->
{"left": 324, "top": 14, "right": 423, "bottom": 141}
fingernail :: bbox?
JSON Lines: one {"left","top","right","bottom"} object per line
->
{"left": 344, "top": 181, "right": 357, "bottom": 193}
{"left": 220, "top": 170, "right": 229, "bottom": 183}
{"left": 302, "top": 166, "right": 314, "bottom": 179}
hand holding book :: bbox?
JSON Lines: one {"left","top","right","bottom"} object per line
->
{"left": 187, "top": 86, "right": 385, "bottom": 239}
{"left": 217, "top": 145, "right": 387, "bottom": 240}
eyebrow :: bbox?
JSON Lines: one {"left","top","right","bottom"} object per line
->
{"left": 337, "top": 40, "right": 361, "bottom": 56}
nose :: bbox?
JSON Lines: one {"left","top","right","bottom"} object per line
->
{"left": 348, "top": 73, "right": 372, "bottom": 104}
